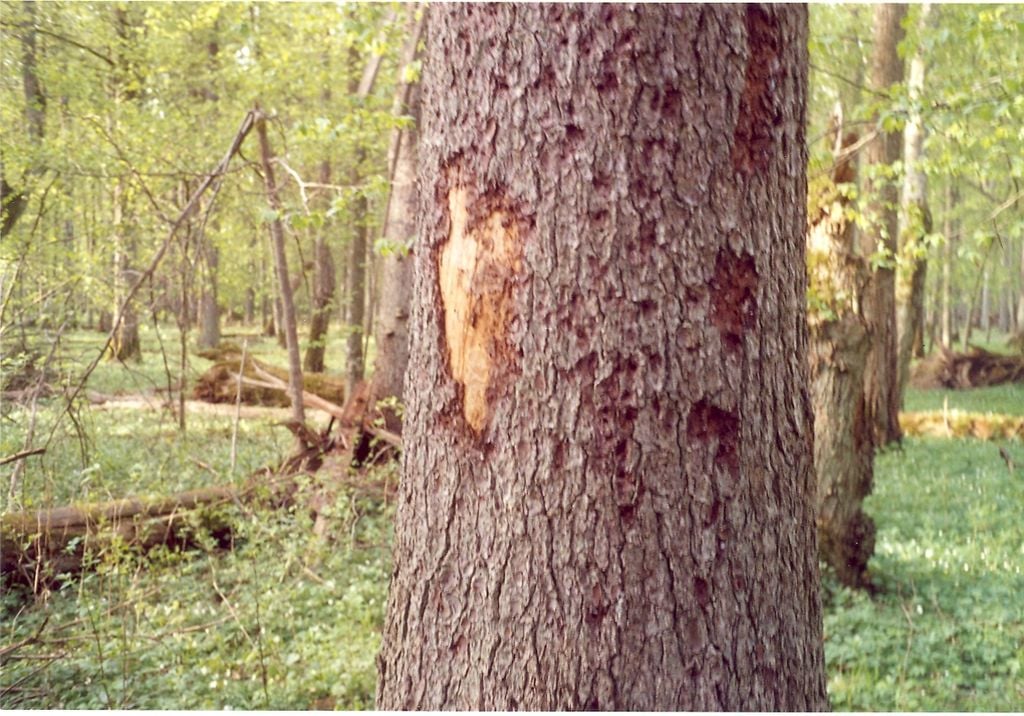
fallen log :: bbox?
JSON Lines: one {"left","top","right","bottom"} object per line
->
{"left": 899, "top": 410, "right": 1024, "bottom": 440}
{"left": 2, "top": 485, "right": 243, "bottom": 586}
{"left": 192, "top": 356, "right": 346, "bottom": 407}
{"left": 910, "top": 346, "right": 1024, "bottom": 389}
{"left": 0, "top": 381, "right": 399, "bottom": 587}
{"left": 1, "top": 435, "right": 334, "bottom": 587}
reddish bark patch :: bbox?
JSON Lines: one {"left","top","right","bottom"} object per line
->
{"left": 709, "top": 248, "right": 759, "bottom": 353}
{"left": 686, "top": 399, "right": 740, "bottom": 477}
{"left": 731, "top": 6, "right": 783, "bottom": 175}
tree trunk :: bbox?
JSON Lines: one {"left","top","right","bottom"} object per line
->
{"left": 1016, "top": 238, "right": 1024, "bottom": 332}
{"left": 808, "top": 127, "right": 875, "bottom": 589}
{"left": 303, "top": 161, "right": 335, "bottom": 373}
{"left": 256, "top": 111, "right": 305, "bottom": 424}
{"left": 108, "top": 8, "right": 141, "bottom": 362}
{"left": 342, "top": 47, "right": 384, "bottom": 393}
{"left": 110, "top": 177, "right": 141, "bottom": 361}
{"left": 941, "top": 183, "right": 956, "bottom": 346}
{"left": 897, "top": 3, "right": 932, "bottom": 402}
{"left": 861, "top": 3, "right": 906, "bottom": 445}
{"left": 369, "top": 9, "right": 425, "bottom": 434}
{"left": 197, "top": 244, "right": 220, "bottom": 350}
{"left": 377, "top": 5, "right": 827, "bottom": 710}
{"left": 1, "top": 0, "right": 43, "bottom": 236}
{"left": 345, "top": 188, "right": 368, "bottom": 392}
{"left": 981, "top": 269, "right": 991, "bottom": 340}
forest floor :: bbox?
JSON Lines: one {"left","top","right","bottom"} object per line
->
{"left": 1, "top": 325, "right": 1022, "bottom": 709}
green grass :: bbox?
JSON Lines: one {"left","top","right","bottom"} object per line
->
{"left": 823, "top": 437, "right": 1024, "bottom": 710}
{"left": 0, "top": 488, "right": 395, "bottom": 709}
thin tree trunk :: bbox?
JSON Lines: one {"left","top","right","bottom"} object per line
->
{"left": 256, "top": 111, "right": 304, "bottom": 424}
{"left": 303, "top": 160, "right": 335, "bottom": 373}
{"left": 897, "top": 3, "right": 932, "bottom": 401}
{"left": 1016, "top": 238, "right": 1024, "bottom": 332}
{"left": 378, "top": 5, "right": 826, "bottom": 710}
{"left": 197, "top": 244, "right": 220, "bottom": 350}
{"left": 941, "top": 183, "right": 956, "bottom": 346}
{"left": 1, "top": 0, "right": 43, "bottom": 236}
{"left": 861, "top": 3, "right": 906, "bottom": 445}
{"left": 109, "top": 8, "right": 141, "bottom": 362}
{"left": 369, "top": 8, "right": 426, "bottom": 434}
{"left": 110, "top": 176, "right": 141, "bottom": 361}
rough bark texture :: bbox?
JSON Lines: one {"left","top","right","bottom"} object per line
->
{"left": 808, "top": 130, "right": 875, "bottom": 589}
{"left": 377, "top": 5, "right": 826, "bottom": 710}
{"left": 861, "top": 3, "right": 906, "bottom": 446}
{"left": 369, "top": 14, "right": 424, "bottom": 434}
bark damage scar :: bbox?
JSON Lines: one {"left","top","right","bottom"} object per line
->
{"left": 710, "top": 248, "right": 759, "bottom": 353}
{"left": 731, "top": 5, "right": 783, "bottom": 175}
{"left": 439, "top": 186, "right": 522, "bottom": 433}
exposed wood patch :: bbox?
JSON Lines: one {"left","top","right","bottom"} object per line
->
{"left": 438, "top": 186, "right": 522, "bottom": 433}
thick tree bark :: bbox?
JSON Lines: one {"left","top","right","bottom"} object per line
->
{"left": 897, "top": 3, "right": 932, "bottom": 402}
{"left": 377, "top": 5, "right": 826, "bottom": 710}
{"left": 369, "top": 10, "right": 425, "bottom": 434}
{"left": 808, "top": 129, "right": 875, "bottom": 589}
{"left": 861, "top": 3, "right": 906, "bottom": 445}
{"left": 256, "top": 112, "right": 305, "bottom": 424}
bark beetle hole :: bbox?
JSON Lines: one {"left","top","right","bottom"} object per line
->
{"left": 693, "top": 576, "right": 710, "bottom": 608}
{"left": 731, "top": 6, "right": 783, "bottom": 175}
{"left": 709, "top": 248, "right": 758, "bottom": 353}
{"left": 438, "top": 186, "right": 523, "bottom": 433}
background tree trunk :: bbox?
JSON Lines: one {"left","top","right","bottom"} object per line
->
{"left": 941, "top": 183, "right": 958, "bottom": 346}
{"left": 808, "top": 127, "right": 875, "bottom": 589}
{"left": 256, "top": 111, "right": 304, "bottom": 424}
{"left": 369, "top": 9, "right": 425, "bottom": 434}
{"left": 303, "top": 158, "right": 336, "bottom": 373}
{"left": 197, "top": 244, "right": 221, "bottom": 350}
{"left": 377, "top": 5, "right": 826, "bottom": 710}
{"left": 897, "top": 3, "right": 932, "bottom": 402}
{"left": 1, "top": 0, "right": 43, "bottom": 236}
{"left": 110, "top": 176, "right": 140, "bottom": 361}
{"left": 342, "top": 47, "right": 384, "bottom": 394}
{"left": 1016, "top": 239, "right": 1024, "bottom": 333}
{"left": 861, "top": 3, "right": 906, "bottom": 445}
